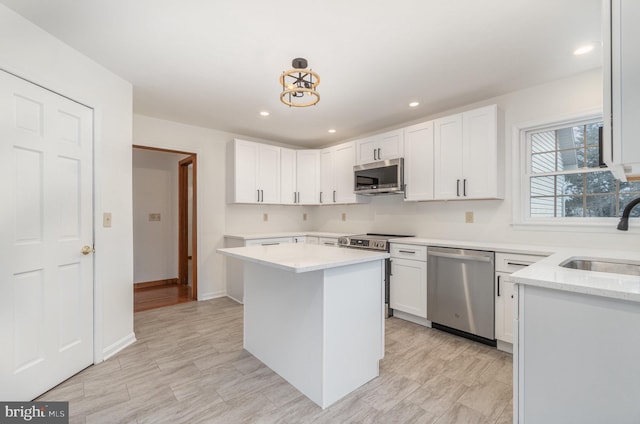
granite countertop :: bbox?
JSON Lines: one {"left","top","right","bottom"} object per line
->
{"left": 510, "top": 248, "right": 640, "bottom": 303}
{"left": 217, "top": 243, "right": 389, "bottom": 273}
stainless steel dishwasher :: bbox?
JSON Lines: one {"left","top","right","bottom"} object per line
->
{"left": 427, "top": 246, "right": 495, "bottom": 343}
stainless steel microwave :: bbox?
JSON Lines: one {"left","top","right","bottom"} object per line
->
{"left": 354, "top": 158, "right": 404, "bottom": 195}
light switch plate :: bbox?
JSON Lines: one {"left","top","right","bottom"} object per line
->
{"left": 263, "top": 213, "right": 268, "bottom": 222}
{"left": 149, "top": 213, "right": 161, "bottom": 222}
{"left": 303, "top": 213, "right": 307, "bottom": 221}
{"left": 103, "top": 212, "right": 112, "bottom": 227}
{"left": 341, "top": 212, "right": 347, "bottom": 221}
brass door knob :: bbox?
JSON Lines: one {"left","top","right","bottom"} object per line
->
{"left": 81, "top": 245, "right": 95, "bottom": 255}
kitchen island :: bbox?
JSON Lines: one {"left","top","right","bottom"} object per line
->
{"left": 217, "top": 243, "right": 389, "bottom": 409}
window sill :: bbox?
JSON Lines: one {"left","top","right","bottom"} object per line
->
{"left": 512, "top": 218, "right": 640, "bottom": 234}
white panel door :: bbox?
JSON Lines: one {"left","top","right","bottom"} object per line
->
{"left": 434, "top": 114, "right": 463, "bottom": 199}
{"left": 0, "top": 71, "right": 94, "bottom": 400}
{"left": 404, "top": 121, "right": 434, "bottom": 201}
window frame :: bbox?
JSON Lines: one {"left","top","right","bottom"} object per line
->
{"left": 512, "top": 109, "right": 639, "bottom": 232}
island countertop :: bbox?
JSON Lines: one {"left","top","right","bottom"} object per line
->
{"left": 217, "top": 243, "right": 389, "bottom": 273}
{"left": 511, "top": 248, "right": 640, "bottom": 303}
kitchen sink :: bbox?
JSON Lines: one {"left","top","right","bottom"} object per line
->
{"left": 560, "top": 257, "right": 640, "bottom": 276}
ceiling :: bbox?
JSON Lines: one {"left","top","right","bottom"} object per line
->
{"left": 1, "top": 0, "right": 602, "bottom": 148}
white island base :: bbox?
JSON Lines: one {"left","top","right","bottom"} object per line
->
{"left": 243, "top": 259, "right": 384, "bottom": 409}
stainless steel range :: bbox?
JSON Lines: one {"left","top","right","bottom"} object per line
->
{"left": 338, "top": 233, "right": 412, "bottom": 318}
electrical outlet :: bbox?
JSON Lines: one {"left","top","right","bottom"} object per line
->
{"left": 303, "top": 213, "right": 307, "bottom": 221}
{"left": 103, "top": 212, "right": 112, "bottom": 228}
{"left": 465, "top": 211, "right": 474, "bottom": 223}
{"left": 341, "top": 212, "right": 347, "bottom": 221}
{"left": 149, "top": 213, "right": 161, "bottom": 222}
{"left": 263, "top": 213, "right": 268, "bottom": 222}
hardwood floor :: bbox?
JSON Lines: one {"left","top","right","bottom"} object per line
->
{"left": 38, "top": 297, "right": 513, "bottom": 423}
{"left": 134, "top": 282, "right": 193, "bottom": 313}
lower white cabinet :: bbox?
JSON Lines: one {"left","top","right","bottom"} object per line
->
{"left": 494, "top": 252, "right": 546, "bottom": 351}
{"left": 390, "top": 244, "right": 427, "bottom": 318}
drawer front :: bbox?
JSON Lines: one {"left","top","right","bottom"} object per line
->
{"left": 495, "top": 252, "right": 546, "bottom": 273}
{"left": 319, "top": 237, "right": 338, "bottom": 246}
{"left": 245, "top": 237, "right": 293, "bottom": 246}
{"left": 390, "top": 243, "right": 427, "bottom": 261}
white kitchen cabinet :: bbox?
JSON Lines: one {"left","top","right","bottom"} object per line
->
{"left": 280, "top": 148, "right": 297, "bottom": 205}
{"left": 320, "top": 141, "right": 362, "bottom": 204}
{"left": 494, "top": 252, "right": 546, "bottom": 353}
{"left": 515, "top": 284, "right": 640, "bottom": 423}
{"left": 355, "top": 129, "right": 404, "bottom": 164}
{"left": 603, "top": 0, "right": 640, "bottom": 180}
{"left": 296, "top": 150, "right": 321, "bottom": 205}
{"left": 403, "top": 120, "right": 434, "bottom": 201}
{"left": 229, "top": 139, "right": 281, "bottom": 204}
{"left": 433, "top": 104, "right": 502, "bottom": 200}
{"left": 389, "top": 244, "right": 427, "bottom": 318}
{"left": 225, "top": 236, "right": 293, "bottom": 303}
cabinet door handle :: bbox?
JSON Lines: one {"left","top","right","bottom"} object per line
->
{"left": 456, "top": 179, "right": 461, "bottom": 197}
{"left": 320, "top": 192, "right": 323, "bottom": 203}
{"left": 261, "top": 189, "right": 264, "bottom": 202}
{"left": 497, "top": 275, "right": 501, "bottom": 297}
{"left": 297, "top": 192, "right": 300, "bottom": 203}
{"left": 377, "top": 148, "right": 381, "bottom": 160}
{"left": 373, "top": 148, "right": 378, "bottom": 161}
{"left": 463, "top": 179, "right": 467, "bottom": 196}
{"left": 261, "top": 242, "right": 279, "bottom": 246}
{"left": 389, "top": 259, "right": 392, "bottom": 276}
{"left": 398, "top": 250, "right": 416, "bottom": 254}
{"left": 257, "top": 189, "right": 260, "bottom": 202}
{"left": 333, "top": 190, "right": 336, "bottom": 203}
{"left": 404, "top": 184, "right": 407, "bottom": 199}
{"left": 507, "top": 262, "right": 531, "bottom": 268}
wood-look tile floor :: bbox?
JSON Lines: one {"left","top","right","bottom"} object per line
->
{"left": 38, "top": 297, "right": 513, "bottom": 423}
{"left": 134, "top": 283, "right": 193, "bottom": 313}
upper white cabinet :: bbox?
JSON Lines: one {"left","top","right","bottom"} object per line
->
{"left": 320, "top": 141, "right": 360, "bottom": 204}
{"left": 356, "top": 129, "right": 404, "bottom": 164}
{"left": 296, "top": 150, "right": 321, "bottom": 205}
{"left": 403, "top": 121, "right": 435, "bottom": 201}
{"left": 280, "top": 148, "right": 297, "bottom": 205}
{"left": 604, "top": 0, "right": 640, "bottom": 180}
{"left": 229, "top": 139, "right": 280, "bottom": 204}
{"left": 281, "top": 148, "right": 320, "bottom": 205}
{"left": 433, "top": 104, "right": 502, "bottom": 200}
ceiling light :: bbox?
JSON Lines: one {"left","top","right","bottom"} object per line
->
{"left": 259, "top": 111, "right": 270, "bottom": 116}
{"left": 573, "top": 44, "right": 594, "bottom": 55}
{"left": 328, "top": 129, "right": 336, "bottom": 134}
{"left": 280, "top": 58, "right": 320, "bottom": 107}
{"left": 409, "top": 101, "right": 420, "bottom": 108}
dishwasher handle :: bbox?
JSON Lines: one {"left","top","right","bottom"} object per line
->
{"left": 427, "top": 250, "right": 493, "bottom": 263}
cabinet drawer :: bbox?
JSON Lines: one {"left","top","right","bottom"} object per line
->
{"left": 495, "top": 252, "right": 546, "bottom": 273}
{"left": 390, "top": 243, "right": 427, "bottom": 261}
{"left": 245, "top": 237, "right": 293, "bottom": 246}
{"left": 319, "top": 237, "right": 338, "bottom": 246}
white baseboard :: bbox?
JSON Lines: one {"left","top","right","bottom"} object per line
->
{"left": 496, "top": 339, "right": 513, "bottom": 354}
{"left": 198, "top": 290, "right": 227, "bottom": 301}
{"left": 225, "top": 294, "right": 243, "bottom": 305}
{"left": 102, "top": 332, "right": 136, "bottom": 361}
{"left": 392, "top": 310, "right": 432, "bottom": 328}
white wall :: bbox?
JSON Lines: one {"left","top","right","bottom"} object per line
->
{"left": 313, "top": 69, "right": 640, "bottom": 252}
{"left": 0, "top": 5, "right": 134, "bottom": 359}
{"left": 132, "top": 149, "right": 188, "bottom": 283}
{"left": 132, "top": 116, "right": 315, "bottom": 300}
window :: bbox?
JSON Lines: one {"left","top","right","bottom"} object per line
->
{"left": 522, "top": 117, "right": 640, "bottom": 222}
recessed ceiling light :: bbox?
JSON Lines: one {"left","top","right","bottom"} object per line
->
{"left": 328, "top": 129, "right": 336, "bottom": 134}
{"left": 259, "top": 111, "right": 270, "bottom": 116}
{"left": 573, "top": 44, "right": 594, "bottom": 56}
{"left": 409, "top": 101, "right": 420, "bottom": 108}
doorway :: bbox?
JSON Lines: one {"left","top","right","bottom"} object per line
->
{"left": 132, "top": 146, "right": 197, "bottom": 312}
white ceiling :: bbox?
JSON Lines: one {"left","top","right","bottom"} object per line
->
{"left": 1, "top": 0, "right": 602, "bottom": 148}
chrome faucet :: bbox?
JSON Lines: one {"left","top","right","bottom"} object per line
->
{"left": 617, "top": 196, "right": 640, "bottom": 231}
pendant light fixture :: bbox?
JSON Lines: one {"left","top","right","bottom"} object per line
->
{"left": 280, "top": 58, "right": 320, "bottom": 107}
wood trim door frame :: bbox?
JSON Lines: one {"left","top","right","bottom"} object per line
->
{"left": 179, "top": 155, "right": 198, "bottom": 300}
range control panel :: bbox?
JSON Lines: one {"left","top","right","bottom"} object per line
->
{"left": 338, "top": 237, "right": 387, "bottom": 251}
